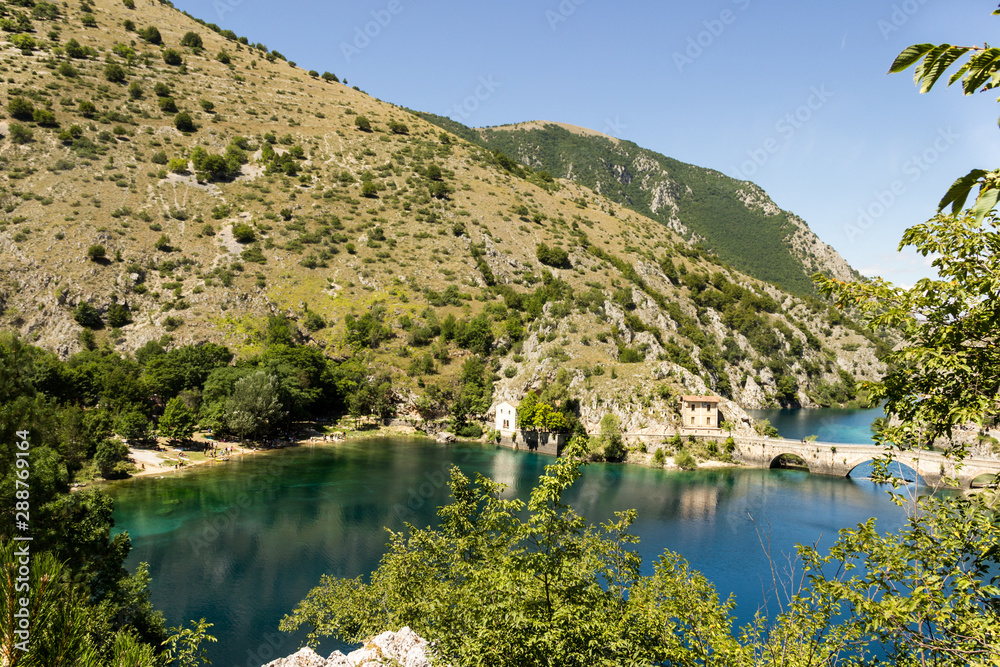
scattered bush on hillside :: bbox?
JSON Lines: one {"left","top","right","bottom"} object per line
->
{"left": 536, "top": 242, "right": 570, "bottom": 268}
{"left": 162, "top": 49, "right": 183, "bottom": 66}
{"left": 174, "top": 112, "right": 195, "bottom": 132}
{"left": 30, "top": 108, "right": 56, "bottom": 127}
{"left": 103, "top": 62, "right": 127, "bottom": 83}
{"left": 354, "top": 116, "right": 372, "bottom": 132}
{"left": 180, "top": 31, "right": 203, "bottom": 48}
{"left": 64, "top": 37, "right": 88, "bottom": 58}
{"left": 231, "top": 223, "right": 255, "bottom": 243}
{"left": 8, "top": 123, "right": 33, "bottom": 144}
{"left": 86, "top": 244, "right": 106, "bottom": 262}
{"left": 139, "top": 26, "right": 161, "bottom": 44}
{"left": 7, "top": 96, "right": 34, "bottom": 120}
{"left": 73, "top": 302, "right": 102, "bottom": 328}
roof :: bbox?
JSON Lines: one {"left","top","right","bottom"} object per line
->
{"left": 680, "top": 396, "right": 721, "bottom": 403}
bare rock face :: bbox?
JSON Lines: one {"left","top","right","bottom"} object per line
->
{"left": 263, "top": 628, "right": 433, "bottom": 667}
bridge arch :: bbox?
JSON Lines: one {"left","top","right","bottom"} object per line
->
{"left": 769, "top": 452, "right": 810, "bottom": 471}
{"left": 845, "top": 458, "right": 925, "bottom": 486}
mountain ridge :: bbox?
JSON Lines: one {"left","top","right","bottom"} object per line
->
{"left": 414, "top": 115, "right": 859, "bottom": 295}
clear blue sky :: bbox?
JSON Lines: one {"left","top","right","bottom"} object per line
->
{"left": 175, "top": 0, "right": 998, "bottom": 287}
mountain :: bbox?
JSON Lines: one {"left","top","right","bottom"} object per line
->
{"left": 413, "top": 116, "right": 859, "bottom": 296}
{"left": 0, "top": 0, "right": 886, "bottom": 430}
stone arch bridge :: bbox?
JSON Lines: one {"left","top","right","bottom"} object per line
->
{"left": 732, "top": 435, "right": 1000, "bottom": 489}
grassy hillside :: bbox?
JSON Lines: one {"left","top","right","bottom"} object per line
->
{"left": 0, "top": 0, "right": 885, "bottom": 434}
{"left": 414, "top": 116, "right": 860, "bottom": 296}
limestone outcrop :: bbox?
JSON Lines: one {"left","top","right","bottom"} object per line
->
{"left": 263, "top": 627, "right": 432, "bottom": 667}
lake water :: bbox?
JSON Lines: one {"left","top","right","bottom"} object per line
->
{"left": 109, "top": 436, "right": 918, "bottom": 667}
{"left": 746, "top": 405, "right": 886, "bottom": 443}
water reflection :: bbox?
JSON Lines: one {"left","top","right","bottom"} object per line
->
{"left": 109, "top": 438, "right": 917, "bottom": 667}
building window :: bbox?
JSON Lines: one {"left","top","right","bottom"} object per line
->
{"left": 691, "top": 417, "right": 695, "bottom": 425}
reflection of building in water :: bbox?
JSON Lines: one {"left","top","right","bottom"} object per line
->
{"left": 489, "top": 447, "right": 525, "bottom": 498}
{"left": 677, "top": 484, "right": 719, "bottom": 521}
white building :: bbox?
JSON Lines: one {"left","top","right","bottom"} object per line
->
{"left": 495, "top": 401, "right": 517, "bottom": 437}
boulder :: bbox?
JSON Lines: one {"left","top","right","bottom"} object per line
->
{"left": 264, "top": 628, "right": 432, "bottom": 667}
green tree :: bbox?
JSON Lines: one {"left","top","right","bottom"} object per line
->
{"left": 174, "top": 112, "right": 195, "bottom": 132}
{"left": 159, "top": 396, "right": 195, "bottom": 442}
{"left": 115, "top": 409, "right": 150, "bottom": 445}
{"left": 800, "top": 12, "right": 1000, "bottom": 664}
{"left": 179, "top": 31, "right": 202, "bottom": 48}
{"left": 94, "top": 438, "right": 130, "bottom": 479}
{"left": 162, "top": 48, "right": 182, "bottom": 66}
{"left": 73, "top": 302, "right": 102, "bottom": 329}
{"left": 104, "top": 62, "right": 127, "bottom": 83}
{"left": 225, "top": 370, "right": 285, "bottom": 442}
{"left": 354, "top": 115, "right": 372, "bottom": 132}
{"left": 139, "top": 26, "right": 161, "bottom": 44}
{"left": 87, "top": 244, "right": 107, "bottom": 262}
{"left": 162, "top": 618, "right": 216, "bottom": 667}
{"left": 6, "top": 96, "right": 34, "bottom": 120}
{"left": 280, "top": 457, "right": 740, "bottom": 666}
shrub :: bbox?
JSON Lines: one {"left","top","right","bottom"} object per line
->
{"left": 123, "top": 0, "right": 135, "bottom": 8}
{"left": 122, "top": 18, "right": 135, "bottom": 31}
{"left": 73, "top": 302, "right": 102, "bottom": 328}
{"left": 536, "top": 243, "right": 570, "bottom": 268}
{"left": 303, "top": 311, "right": 326, "bottom": 332}
{"left": 154, "top": 234, "right": 171, "bottom": 251}
{"left": 199, "top": 99, "right": 215, "bottom": 112}
{"left": 361, "top": 181, "right": 378, "bottom": 198}
{"left": 150, "top": 151, "right": 168, "bottom": 164}
{"left": 158, "top": 96, "right": 177, "bottom": 112}
{"left": 321, "top": 71, "right": 339, "bottom": 82}
{"left": 86, "top": 244, "right": 106, "bottom": 261}
{"left": 388, "top": 120, "right": 408, "bottom": 135}
{"left": 64, "top": 38, "right": 87, "bottom": 58}
{"left": 153, "top": 82, "right": 171, "bottom": 97}
{"left": 674, "top": 450, "right": 698, "bottom": 470}
{"left": 180, "top": 31, "right": 203, "bottom": 48}
{"left": 32, "top": 108, "right": 57, "bottom": 127}
{"left": 354, "top": 116, "right": 372, "bottom": 132}
{"left": 167, "top": 157, "right": 187, "bottom": 173}
{"left": 11, "top": 33, "right": 36, "bottom": 53}
{"left": 7, "top": 96, "right": 34, "bottom": 120}
{"left": 140, "top": 26, "right": 161, "bottom": 44}
{"left": 162, "top": 49, "right": 183, "bottom": 66}
{"left": 58, "top": 62, "right": 78, "bottom": 77}
{"left": 104, "top": 62, "right": 127, "bottom": 83}
{"left": 80, "top": 13, "right": 97, "bottom": 27}
{"left": 231, "top": 222, "right": 255, "bottom": 242}
{"left": 174, "top": 112, "right": 195, "bottom": 132}
{"left": 106, "top": 302, "right": 130, "bottom": 327}
{"left": 128, "top": 82, "right": 143, "bottom": 99}
{"left": 78, "top": 100, "right": 96, "bottom": 117}
{"left": 8, "top": 123, "right": 33, "bottom": 144}
{"left": 216, "top": 51, "right": 231, "bottom": 64}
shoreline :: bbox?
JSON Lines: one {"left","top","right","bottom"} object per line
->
{"left": 108, "top": 422, "right": 744, "bottom": 486}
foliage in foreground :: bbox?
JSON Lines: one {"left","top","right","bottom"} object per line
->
{"left": 281, "top": 452, "right": 1000, "bottom": 666}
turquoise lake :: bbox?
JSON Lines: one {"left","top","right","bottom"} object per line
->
{"left": 108, "top": 435, "right": 918, "bottom": 667}
{"left": 747, "top": 404, "right": 887, "bottom": 443}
